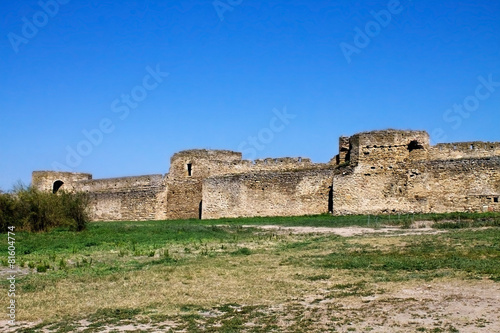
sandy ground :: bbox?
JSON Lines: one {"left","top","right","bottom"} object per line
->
{"left": 290, "top": 279, "right": 500, "bottom": 332}
{"left": 246, "top": 224, "right": 446, "bottom": 237}
{"left": 2, "top": 279, "right": 498, "bottom": 332}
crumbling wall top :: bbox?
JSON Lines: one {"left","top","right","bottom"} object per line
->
{"left": 171, "top": 149, "right": 242, "bottom": 163}
{"left": 430, "top": 141, "right": 500, "bottom": 160}
{"left": 352, "top": 129, "right": 430, "bottom": 146}
{"left": 77, "top": 174, "right": 164, "bottom": 193}
{"left": 32, "top": 171, "right": 93, "bottom": 179}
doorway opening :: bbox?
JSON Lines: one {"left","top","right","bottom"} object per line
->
{"left": 328, "top": 186, "right": 333, "bottom": 213}
{"left": 198, "top": 200, "right": 203, "bottom": 219}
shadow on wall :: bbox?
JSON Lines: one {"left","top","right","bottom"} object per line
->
{"left": 328, "top": 186, "right": 333, "bottom": 213}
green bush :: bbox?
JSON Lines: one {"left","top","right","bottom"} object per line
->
{"left": 0, "top": 185, "right": 89, "bottom": 233}
{"left": 0, "top": 190, "right": 18, "bottom": 232}
{"left": 36, "top": 262, "right": 50, "bottom": 273}
{"left": 59, "top": 190, "right": 89, "bottom": 231}
{"left": 231, "top": 247, "right": 252, "bottom": 256}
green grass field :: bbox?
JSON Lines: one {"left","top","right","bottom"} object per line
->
{"left": 1, "top": 213, "right": 499, "bottom": 332}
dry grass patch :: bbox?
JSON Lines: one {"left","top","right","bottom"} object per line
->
{"left": 0, "top": 218, "right": 498, "bottom": 332}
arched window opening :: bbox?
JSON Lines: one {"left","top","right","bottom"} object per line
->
{"left": 53, "top": 180, "right": 64, "bottom": 194}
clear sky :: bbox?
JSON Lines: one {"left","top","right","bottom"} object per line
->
{"left": 1, "top": 0, "right": 499, "bottom": 190}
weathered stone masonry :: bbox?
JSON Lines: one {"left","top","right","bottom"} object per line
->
{"left": 32, "top": 129, "right": 500, "bottom": 221}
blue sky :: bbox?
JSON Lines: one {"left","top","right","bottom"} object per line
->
{"left": 1, "top": 0, "right": 499, "bottom": 190}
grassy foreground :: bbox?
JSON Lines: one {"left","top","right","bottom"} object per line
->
{"left": 1, "top": 213, "right": 499, "bottom": 332}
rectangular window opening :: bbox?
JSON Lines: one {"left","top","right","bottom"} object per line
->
{"left": 187, "top": 163, "right": 192, "bottom": 177}
{"left": 494, "top": 197, "right": 499, "bottom": 203}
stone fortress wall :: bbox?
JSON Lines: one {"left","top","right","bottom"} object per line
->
{"left": 32, "top": 129, "right": 500, "bottom": 221}
{"left": 332, "top": 130, "right": 500, "bottom": 215}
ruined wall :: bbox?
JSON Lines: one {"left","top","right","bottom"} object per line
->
{"left": 332, "top": 130, "right": 500, "bottom": 215}
{"left": 73, "top": 174, "right": 164, "bottom": 221}
{"left": 169, "top": 149, "right": 314, "bottom": 180}
{"left": 429, "top": 142, "right": 500, "bottom": 161}
{"left": 166, "top": 149, "right": 318, "bottom": 219}
{"left": 31, "top": 129, "right": 500, "bottom": 222}
{"left": 330, "top": 130, "right": 433, "bottom": 215}
{"left": 202, "top": 168, "right": 334, "bottom": 219}
{"left": 332, "top": 164, "right": 409, "bottom": 215}
{"left": 332, "top": 157, "right": 500, "bottom": 215}
{"left": 406, "top": 158, "right": 500, "bottom": 213}
{"left": 165, "top": 150, "right": 241, "bottom": 220}
{"left": 31, "top": 150, "right": 321, "bottom": 222}
{"left": 78, "top": 175, "right": 164, "bottom": 221}
{"left": 336, "top": 136, "right": 350, "bottom": 164}
{"left": 169, "top": 149, "right": 242, "bottom": 179}
{"left": 164, "top": 179, "right": 202, "bottom": 220}
{"left": 348, "top": 130, "right": 430, "bottom": 166}
{"left": 32, "top": 172, "right": 165, "bottom": 221}
{"left": 32, "top": 171, "right": 92, "bottom": 193}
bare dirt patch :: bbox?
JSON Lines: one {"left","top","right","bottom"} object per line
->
{"left": 4, "top": 278, "right": 496, "bottom": 332}
{"left": 247, "top": 224, "right": 445, "bottom": 237}
{"left": 302, "top": 278, "right": 500, "bottom": 333}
